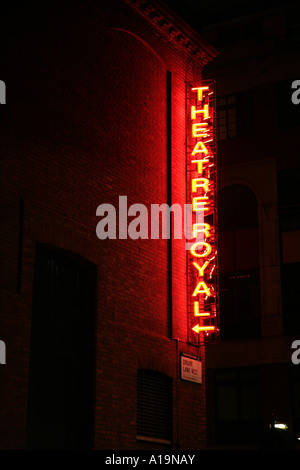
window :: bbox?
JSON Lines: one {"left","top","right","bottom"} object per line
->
{"left": 217, "top": 95, "right": 237, "bottom": 140}
{"left": 291, "top": 365, "right": 300, "bottom": 439}
{"left": 219, "top": 270, "right": 261, "bottom": 340}
{"left": 282, "top": 262, "right": 300, "bottom": 335}
{"left": 137, "top": 370, "right": 172, "bottom": 446}
{"left": 278, "top": 169, "right": 300, "bottom": 335}
{"left": 26, "top": 247, "right": 96, "bottom": 449}
{"left": 215, "top": 368, "right": 260, "bottom": 445}
{"left": 217, "top": 91, "right": 253, "bottom": 141}
{"left": 278, "top": 168, "right": 300, "bottom": 232}
{"left": 287, "top": 15, "right": 300, "bottom": 44}
{"left": 218, "top": 185, "right": 261, "bottom": 340}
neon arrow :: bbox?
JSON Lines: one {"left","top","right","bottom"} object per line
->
{"left": 192, "top": 325, "right": 215, "bottom": 334}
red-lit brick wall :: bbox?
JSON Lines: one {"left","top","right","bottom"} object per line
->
{"left": 0, "top": 0, "right": 213, "bottom": 449}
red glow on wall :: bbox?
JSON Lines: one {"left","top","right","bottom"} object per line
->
{"left": 186, "top": 81, "right": 219, "bottom": 344}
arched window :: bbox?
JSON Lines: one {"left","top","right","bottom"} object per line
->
{"left": 218, "top": 185, "right": 261, "bottom": 340}
{"left": 26, "top": 247, "right": 96, "bottom": 449}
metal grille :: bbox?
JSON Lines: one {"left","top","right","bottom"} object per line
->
{"left": 137, "top": 370, "right": 172, "bottom": 442}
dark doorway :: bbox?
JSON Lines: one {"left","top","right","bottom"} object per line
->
{"left": 26, "top": 246, "right": 96, "bottom": 449}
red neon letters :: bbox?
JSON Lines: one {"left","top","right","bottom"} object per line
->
{"left": 186, "top": 82, "right": 218, "bottom": 342}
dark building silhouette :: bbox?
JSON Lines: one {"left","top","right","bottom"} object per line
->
{"left": 164, "top": 0, "right": 300, "bottom": 449}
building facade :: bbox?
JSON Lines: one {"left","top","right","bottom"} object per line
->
{"left": 0, "top": 0, "right": 218, "bottom": 450}
{"left": 198, "top": 0, "right": 300, "bottom": 449}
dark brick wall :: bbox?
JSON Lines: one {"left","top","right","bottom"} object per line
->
{"left": 0, "top": 0, "right": 210, "bottom": 449}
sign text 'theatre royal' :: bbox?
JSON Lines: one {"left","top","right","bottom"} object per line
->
{"left": 186, "top": 81, "right": 219, "bottom": 343}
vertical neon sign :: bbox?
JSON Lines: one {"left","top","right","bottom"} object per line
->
{"left": 186, "top": 81, "right": 219, "bottom": 344}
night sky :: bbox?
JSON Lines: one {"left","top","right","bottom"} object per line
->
{"left": 162, "top": 0, "right": 300, "bottom": 39}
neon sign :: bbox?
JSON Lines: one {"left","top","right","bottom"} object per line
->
{"left": 186, "top": 81, "right": 219, "bottom": 344}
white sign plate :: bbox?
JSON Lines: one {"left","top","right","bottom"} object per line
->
{"left": 180, "top": 354, "right": 202, "bottom": 384}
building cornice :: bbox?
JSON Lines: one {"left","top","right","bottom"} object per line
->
{"left": 121, "top": 0, "right": 218, "bottom": 67}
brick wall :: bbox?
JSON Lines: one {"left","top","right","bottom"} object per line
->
{"left": 0, "top": 0, "right": 213, "bottom": 449}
